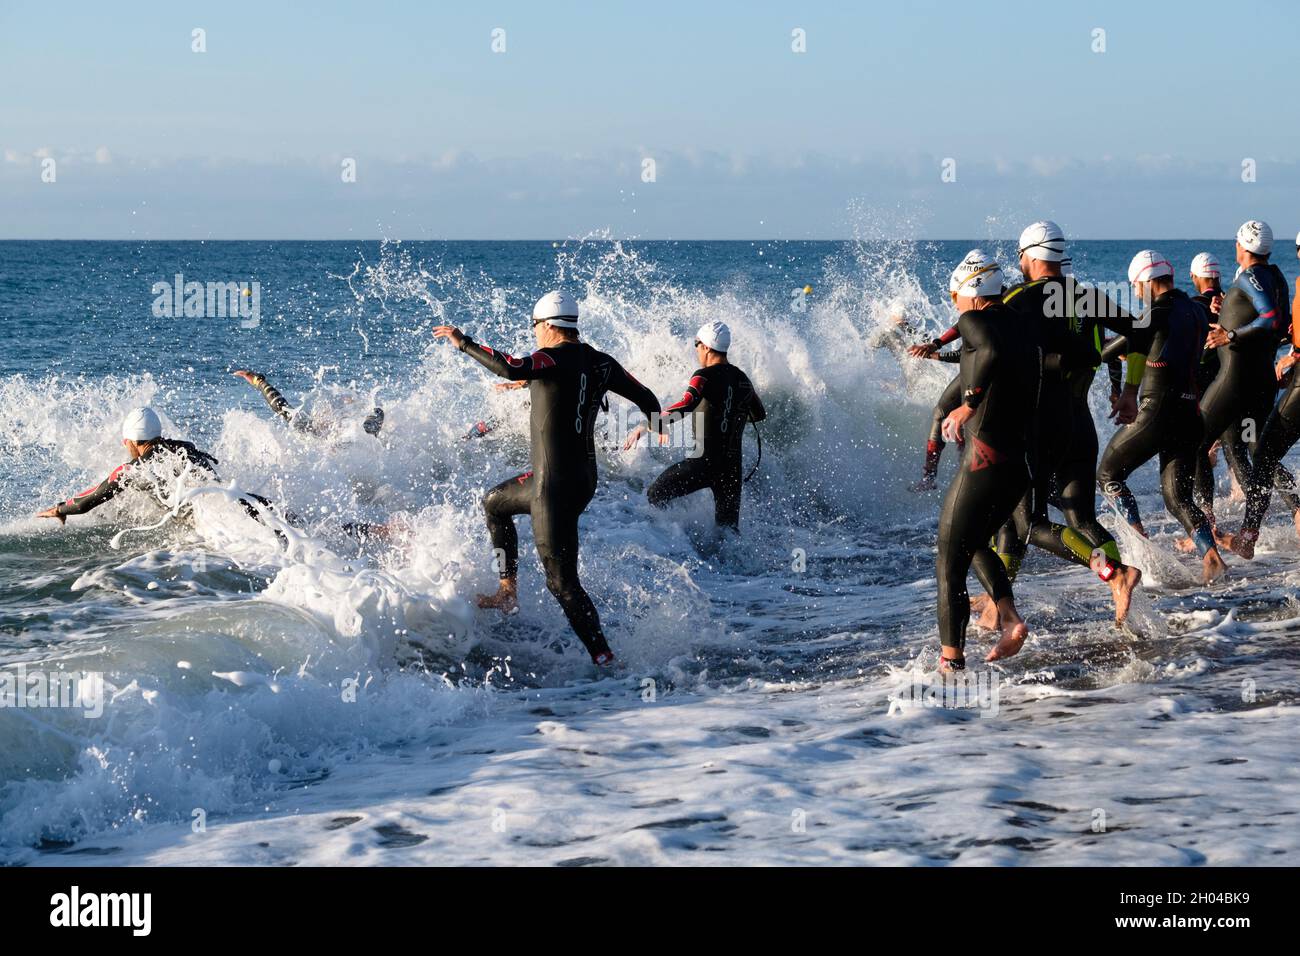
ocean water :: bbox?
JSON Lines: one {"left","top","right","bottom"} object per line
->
{"left": 1, "top": 238, "right": 1298, "bottom": 866}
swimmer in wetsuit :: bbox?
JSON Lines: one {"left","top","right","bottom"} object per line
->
{"left": 233, "top": 369, "right": 384, "bottom": 437}
{"left": 933, "top": 250, "right": 1038, "bottom": 670}
{"left": 36, "top": 406, "right": 277, "bottom": 526}
{"left": 1197, "top": 221, "right": 1296, "bottom": 541}
{"left": 433, "top": 291, "right": 661, "bottom": 666}
{"left": 1096, "top": 251, "right": 1226, "bottom": 582}
{"left": 628, "top": 321, "right": 766, "bottom": 530}
{"left": 1223, "top": 229, "right": 1300, "bottom": 558}
{"left": 982, "top": 221, "right": 1142, "bottom": 626}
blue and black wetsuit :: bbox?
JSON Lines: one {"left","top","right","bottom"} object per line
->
{"left": 1240, "top": 276, "right": 1300, "bottom": 536}
{"left": 1195, "top": 263, "right": 1294, "bottom": 520}
{"left": 1097, "top": 288, "right": 1216, "bottom": 554}
{"left": 458, "top": 334, "right": 660, "bottom": 662}
{"left": 647, "top": 363, "right": 766, "bottom": 529}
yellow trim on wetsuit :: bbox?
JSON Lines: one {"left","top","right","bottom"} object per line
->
{"left": 1060, "top": 528, "right": 1095, "bottom": 564}
{"left": 1125, "top": 353, "right": 1147, "bottom": 388}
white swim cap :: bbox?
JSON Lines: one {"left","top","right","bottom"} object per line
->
{"left": 695, "top": 320, "right": 731, "bottom": 353}
{"left": 1017, "top": 220, "right": 1067, "bottom": 262}
{"left": 1189, "top": 252, "right": 1220, "bottom": 278}
{"left": 121, "top": 406, "right": 162, "bottom": 442}
{"left": 949, "top": 249, "right": 1004, "bottom": 298}
{"left": 1236, "top": 220, "right": 1273, "bottom": 256}
{"left": 1127, "top": 250, "right": 1173, "bottom": 283}
{"left": 531, "top": 290, "right": 580, "bottom": 328}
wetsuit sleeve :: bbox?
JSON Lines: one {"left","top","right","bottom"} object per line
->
{"left": 660, "top": 370, "right": 707, "bottom": 427}
{"left": 1100, "top": 336, "right": 1126, "bottom": 392}
{"left": 1228, "top": 270, "right": 1287, "bottom": 343}
{"left": 936, "top": 324, "right": 960, "bottom": 346}
{"left": 54, "top": 464, "right": 127, "bottom": 517}
{"left": 244, "top": 372, "right": 315, "bottom": 434}
{"left": 748, "top": 387, "right": 767, "bottom": 423}
{"left": 935, "top": 350, "right": 962, "bottom": 363}
{"left": 605, "top": 359, "right": 662, "bottom": 429}
{"left": 1083, "top": 286, "right": 1137, "bottom": 337}
{"left": 955, "top": 311, "right": 997, "bottom": 409}
{"left": 458, "top": 336, "right": 561, "bottom": 382}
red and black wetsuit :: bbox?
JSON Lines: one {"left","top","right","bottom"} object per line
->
{"left": 54, "top": 439, "right": 220, "bottom": 517}
{"left": 936, "top": 301, "right": 1040, "bottom": 654}
{"left": 53, "top": 438, "right": 275, "bottom": 523}
{"left": 647, "top": 363, "right": 765, "bottom": 529}
{"left": 458, "top": 334, "right": 660, "bottom": 662}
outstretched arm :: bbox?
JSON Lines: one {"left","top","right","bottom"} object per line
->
{"left": 434, "top": 326, "right": 560, "bottom": 383}
{"left": 39, "top": 464, "right": 129, "bottom": 523}
{"left": 606, "top": 360, "right": 662, "bottom": 426}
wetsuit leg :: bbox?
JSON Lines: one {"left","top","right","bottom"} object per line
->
{"left": 648, "top": 458, "right": 713, "bottom": 510}
{"left": 1097, "top": 405, "right": 1165, "bottom": 530}
{"left": 1195, "top": 365, "right": 1245, "bottom": 519}
{"left": 1157, "top": 406, "right": 1215, "bottom": 555}
{"left": 1243, "top": 393, "right": 1300, "bottom": 533}
{"left": 937, "top": 450, "right": 1029, "bottom": 653}
{"left": 483, "top": 472, "right": 535, "bottom": 579}
{"left": 1052, "top": 403, "right": 1121, "bottom": 564}
{"left": 712, "top": 464, "right": 743, "bottom": 530}
{"left": 532, "top": 480, "right": 610, "bottom": 661}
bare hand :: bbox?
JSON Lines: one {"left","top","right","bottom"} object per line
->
{"left": 493, "top": 380, "right": 527, "bottom": 392}
{"left": 941, "top": 404, "right": 975, "bottom": 444}
{"left": 37, "top": 506, "right": 66, "bottom": 525}
{"left": 1209, "top": 293, "right": 1223, "bottom": 316}
{"left": 433, "top": 325, "right": 467, "bottom": 349}
{"left": 907, "top": 343, "right": 938, "bottom": 359}
{"left": 1277, "top": 352, "right": 1299, "bottom": 384}
{"left": 1110, "top": 391, "right": 1139, "bottom": 425}
{"left": 1205, "top": 325, "right": 1231, "bottom": 349}
{"left": 232, "top": 370, "right": 258, "bottom": 385}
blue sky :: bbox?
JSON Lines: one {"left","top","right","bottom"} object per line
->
{"left": 2, "top": 0, "right": 1297, "bottom": 239}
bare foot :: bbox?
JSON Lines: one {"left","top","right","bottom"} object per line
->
{"left": 938, "top": 653, "right": 966, "bottom": 674}
{"left": 1223, "top": 530, "right": 1256, "bottom": 560}
{"left": 1202, "top": 549, "right": 1228, "bottom": 584}
{"left": 986, "top": 617, "right": 1028, "bottom": 662}
{"left": 969, "top": 593, "right": 990, "bottom": 614}
{"left": 975, "top": 598, "right": 1001, "bottom": 631}
{"left": 1108, "top": 565, "right": 1142, "bottom": 623}
{"left": 1294, "top": 509, "right": 1300, "bottom": 543}
{"left": 1174, "top": 536, "right": 1196, "bottom": 554}
{"left": 477, "top": 580, "right": 519, "bottom": 612}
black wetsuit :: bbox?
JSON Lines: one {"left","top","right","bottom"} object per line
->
{"left": 996, "top": 277, "right": 1131, "bottom": 578}
{"left": 1191, "top": 288, "right": 1223, "bottom": 397}
{"left": 52, "top": 438, "right": 275, "bottom": 521}
{"left": 647, "top": 364, "right": 766, "bottom": 528}
{"left": 1195, "top": 264, "right": 1294, "bottom": 521}
{"left": 1097, "top": 288, "right": 1215, "bottom": 554}
{"left": 936, "top": 302, "right": 1040, "bottom": 654}
{"left": 244, "top": 372, "right": 384, "bottom": 437}
{"left": 459, "top": 335, "right": 660, "bottom": 662}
